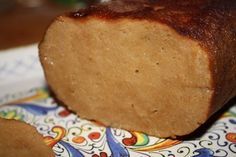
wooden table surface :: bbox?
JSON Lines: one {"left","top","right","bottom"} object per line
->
{"left": 0, "top": 2, "right": 70, "bottom": 50}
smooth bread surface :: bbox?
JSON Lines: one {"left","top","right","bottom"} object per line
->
{"left": 0, "top": 118, "right": 54, "bottom": 157}
{"left": 40, "top": 0, "right": 236, "bottom": 137}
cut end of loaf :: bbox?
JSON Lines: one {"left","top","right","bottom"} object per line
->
{"left": 0, "top": 118, "right": 54, "bottom": 156}
{"left": 39, "top": 16, "right": 213, "bottom": 137}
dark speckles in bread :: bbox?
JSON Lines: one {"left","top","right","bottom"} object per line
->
{"left": 71, "top": 0, "right": 236, "bottom": 118}
{"left": 39, "top": 0, "right": 236, "bottom": 137}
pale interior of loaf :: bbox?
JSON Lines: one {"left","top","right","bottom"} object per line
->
{"left": 40, "top": 17, "right": 213, "bottom": 137}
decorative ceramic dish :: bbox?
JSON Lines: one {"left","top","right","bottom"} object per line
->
{"left": 0, "top": 45, "right": 235, "bottom": 157}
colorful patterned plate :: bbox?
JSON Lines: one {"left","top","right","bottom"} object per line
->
{"left": 0, "top": 45, "right": 235, "bottom": 157}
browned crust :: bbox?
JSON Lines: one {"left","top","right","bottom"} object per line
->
{"left": 69, "top": 0, "right": 236, "bottom": 117}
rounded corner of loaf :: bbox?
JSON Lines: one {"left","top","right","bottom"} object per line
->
{"left": 39, "top": 0, "right": 236, "bottom": 138}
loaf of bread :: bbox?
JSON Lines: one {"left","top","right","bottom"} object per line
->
{"left": 39, "top": 0, "right": 236, "bottom": 137}
{"left": 0, "top": 118, "right": 54, "bottom": 157}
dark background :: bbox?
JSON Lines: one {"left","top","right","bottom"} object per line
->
{"left": 0, "top": 0, "right": 98, "bottom": 50}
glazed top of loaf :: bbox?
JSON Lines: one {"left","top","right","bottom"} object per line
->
{"left": 68, "top": 0, "right": 236, "bottom": 113}
{"left": 70, "top": 0, "right": 235, "bottom": 42}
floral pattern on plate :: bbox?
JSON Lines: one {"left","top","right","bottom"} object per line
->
{"left": 0, "top": 88, "right": 235, "bottom": 157}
